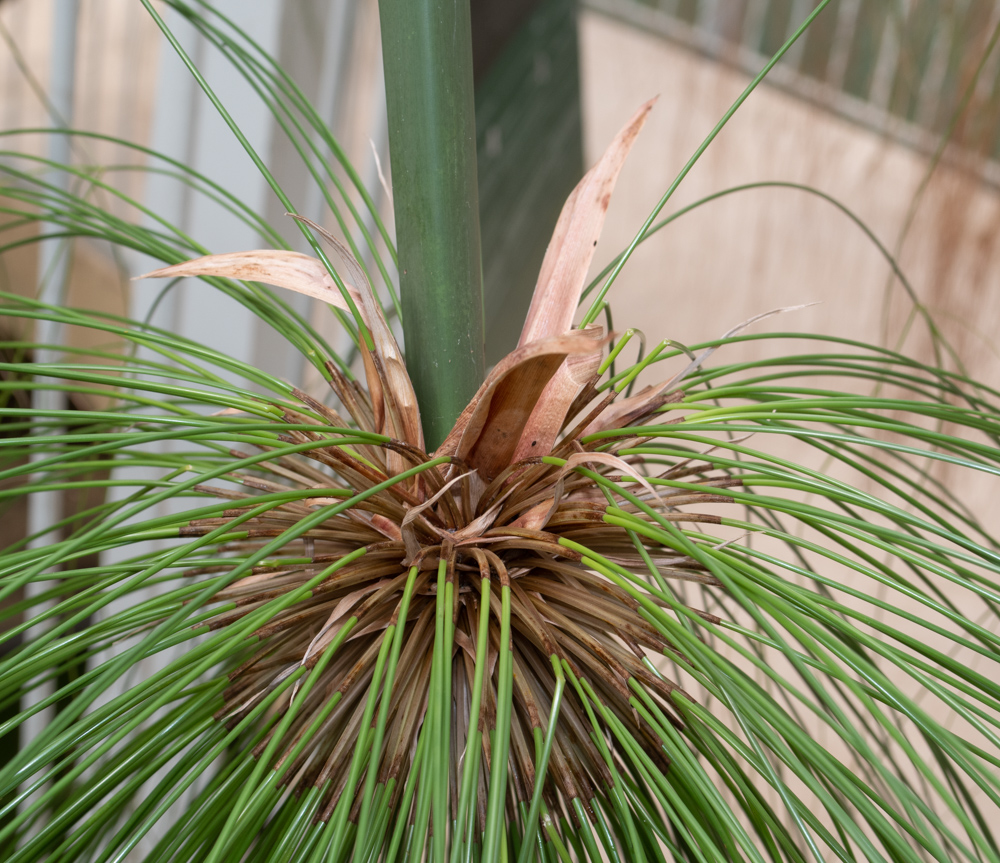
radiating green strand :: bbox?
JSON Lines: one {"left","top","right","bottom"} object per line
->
{"left": 94, "top": 664, "right": 310, "bottom": 863}
{"left": 678, "top": 710, "right": 807, "bottom": 863}
{"left": 561, "top": 662, "right": 644, "bottom": 863}
{"left": 324, "top": 625, "right": 396, "bottom": 855}
{"left": 353, "top": 567, "right": 420, "bottom": 859}
{"left": 0, "top": 546, "right": 367, "bottom": 836}
{"left": 580, "top": 676, "right": 718, "bottom": 863}
{"left": 740, "top": 590, "right": 996, "bottom": 859}
{"left": 0, "top": 433, "right": 393, "bottom": 610}
{"left": 607, "top": 508, "right": 1000, "bottom": 665}
{"left": 627, "top": 680, "right": 768, "bottom": 863}
{"left": 205, "top": 615, "right": 358, "bottom": 863}
{"left": 0, "top": 127, "right": 286, "bottom": 245}
{"left": 482, "top": 582, "right": 513, "bottom": 863}
{"left": 515, "top": 654, "right": 565, "bottom": 863}
{"left": 183, "top": 31, "right": 391, "bottom": 318}
{"left": 383, "top": 729, "right": 427, "bottom": 863}
{"left": 407, "top": 568, "right": 457, "bottom": 863}
{"left": 719, "top": 679, "right": 838, "bottom": 863}
{"left": 188, "top": 21, "right": 401, "bottom": 321}
{"left": 680, "top": 544, "right": 984, "bottom": 860}
{"left": 620, "top": 532, "right": 996, "bottom": 836}
{"left": 16, "top": 688, "right": 222, "bottom": 863}
{"left": 588, "top": 794, "right": 625, "bottom": 863}
{"left": 578, "top": 181, "right": 953, "bottom": 367}
{"left": 176, "top": 0, "right": 397, "bottom": 270}
{"left": 586, "top": 445, "right": 1000, "bottom": 581}
{"left": 615, "top": 779, "right": 683, "bottom": 862}
{"left": 718, "top": 537, "right": 1000, "bottom": 697}
{"left": 541, "top": 817, "right": 572, "bottom": 863}
{"left": 560, "top": 539, "right": 856, "bottom": 859}
{"left": 358, "top": 781, "right": 395, "bottom": 863}
{"left": 596, "top": 512, "right": 988, "bottom": 768}
{"left": 452, "top": 577, "right": 491, "bottom": 863}
{"left": 431, "top": 559, "right": 453, "bottom": 863}
{"left": 734, "top": 572, "right": 1000, "bottom": 805}
{"left": 404, "top": 711, "right": 438, "bottom": 863}
{"left": 0, "top": 292, "right": 312, "bottom": 390}
{"left": 0, "top": 491, "right": 301, "bottom": 681}
{"left": 569, "top": 799, "right": 603, "bottom": 863}
{"left": 742, "top": 683, "right": 962, "bottom": 863}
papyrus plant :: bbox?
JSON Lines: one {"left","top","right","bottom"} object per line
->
{"left": 0, "top": 1, "right": 998, "bottom": 862}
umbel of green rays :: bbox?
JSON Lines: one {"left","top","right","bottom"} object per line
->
{"left": 0, "top": 1, "right": 999, "bottom": 862}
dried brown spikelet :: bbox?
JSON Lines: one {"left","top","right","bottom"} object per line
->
{"left": 143, "top": 99, "right": 742, "bottom": 829}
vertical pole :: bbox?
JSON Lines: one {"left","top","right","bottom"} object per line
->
{"left": 29, "top": 1, "right": 79, "bottom": 519}
{"left": 27, "top": 0, "right": 81, "bottom": 583}
{"left": 378, "top": 0, "right": 485, "bottom": 450}
{"left": 24, "top": 0, "right": 80, "bottom": 794}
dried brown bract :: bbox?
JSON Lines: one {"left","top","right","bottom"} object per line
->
{"left": 143, "top": 100, "right": 740, "bottom": 830}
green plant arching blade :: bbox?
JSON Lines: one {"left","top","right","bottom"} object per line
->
{"left": 1, "top": 1, "right": 999, "bottom": 860}
{"left": 3, "top": 291, "right": 1000, "bottom": 862}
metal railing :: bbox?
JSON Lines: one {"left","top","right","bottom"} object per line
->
{"left": 587, "top": 0, "right": 1000, "bottom": 165}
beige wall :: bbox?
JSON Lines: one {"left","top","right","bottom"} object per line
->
{"left": 580, "top": 10, "right": 1000, "bottom": 388}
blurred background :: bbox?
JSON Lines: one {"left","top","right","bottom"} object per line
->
{"left": 2, "top": 0, "right": 1000, "bottom": 551}
{"left": 3, "top": 0, "right": 999, "bottom": 367}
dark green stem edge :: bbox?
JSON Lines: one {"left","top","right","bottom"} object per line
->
{"left": 378, "top": 0, "right": 486, "bottom": 449}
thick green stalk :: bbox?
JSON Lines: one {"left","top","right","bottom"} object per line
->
{"left": 378, "top": 0, "right": 485, "bottom": 449}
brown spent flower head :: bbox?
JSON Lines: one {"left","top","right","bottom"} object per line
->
{"left": 141, "top": 100, "right": 739, "bottom": 833}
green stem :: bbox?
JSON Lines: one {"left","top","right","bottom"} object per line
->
{"left": 378, "top": 0, "right": 485, "bottom": 449}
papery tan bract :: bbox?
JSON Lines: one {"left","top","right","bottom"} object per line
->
{"left": 518, "top": 98, "right": 655, "bottom": 348}
{"left": 141, "top": 250, "right": 369, "bottom": 321}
